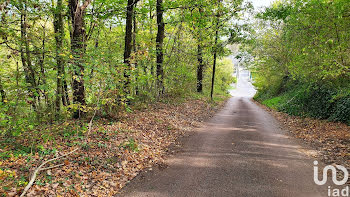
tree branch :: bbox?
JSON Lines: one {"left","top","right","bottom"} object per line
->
{"left": 81, "top": 0, "right": 92, "bottom": 11}
{"left": 20, "top": 148, "right": 79, "bottom": 197}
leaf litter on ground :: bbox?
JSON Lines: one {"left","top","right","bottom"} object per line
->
{"left": 0, "top": 97, "right": 227, "bottom": 196}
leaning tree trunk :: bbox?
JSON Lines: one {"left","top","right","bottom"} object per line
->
{"left": 210, "top": 12, "right": 220, "bottom": 100}
{"left": 156, "top": 0, "right": 165, "bottom": 96}
{"left": 69, "top": 0, "right": 90, "bottom": 118}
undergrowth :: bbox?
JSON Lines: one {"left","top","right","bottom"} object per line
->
{"left": 255, "top": 81, "right": 350, "bottom": 125}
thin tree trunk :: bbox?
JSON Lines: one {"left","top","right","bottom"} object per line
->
{"left": 20, "top": 0, "right": 37, "bottom": 110}
{"left": 196, "top": 8, "right": 204, "bottom": 93}
{"left": 54, "top": 0, "right": 65, "bottom": 114}
{"left": 0, "top": 76, "right": 6, "bottom": 103}
{"left": 123, "top": 0, "right": 135, "bottom": 97}
{"left": 210, "top": 11, "right": 220, "bottom": 100}
{"left": 156, "top": 0, "right": 165, "bottom": 95}
{"left": 90, "top": 28, "right": 100, "bottom": 78}
{"left": 197, "top": 42, "right": 204, "bottom": 93}
{"left": 133, "top": 3, "right": 139, "bottom": 95}
{"left": 149, "top": 0, "right": 154, "bottom": 78}
{"left": 24, "top": 21, "right": 36, "bottom": 106}
{"left": 39, "top": 27, "right": 48, "bottom": 106}
{"left": 62, "top": 79, "right": 70, "bottom": 106}
{"left": 15, "top": 62, "right": 20, "bottom": 109}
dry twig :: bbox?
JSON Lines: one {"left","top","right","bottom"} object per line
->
{"left": 20, "top": 148, "right": 79, "bottom": 197}
{"left": 20, "top": 89, "right": 101, "bottom": 196}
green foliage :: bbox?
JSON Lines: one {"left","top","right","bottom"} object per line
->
{"left": 204, "top": 57, "right": 236, "bottom": 96}
{"left": 247, "top": 0, "right": 350, "bottom": 124}
{"left": 329, "top": 95, "right": 350, "bottom": 124}
{"left": 261, "top": 96, "right": 283, "bottom": 110}
{"left": 255, "top": 82, "right": 350, "bottom": 124}
{"left": 119, "top": 138, "right": 139, "bottom": 152}
{"left": 257, "top": 1, "right": 292, "bottom": 21}
{"left": 0, "top": 0, "right": 245, "bottom": 143}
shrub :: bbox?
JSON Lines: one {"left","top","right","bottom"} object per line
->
{"left": 257, "top": 81, "right": 350, "bottom": 125}
{"left": 329, "top": 95, "right": 350, "bottom": 124}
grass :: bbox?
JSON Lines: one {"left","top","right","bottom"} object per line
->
{"left": 261, "top": 96, "right": 284, "bottom": 110}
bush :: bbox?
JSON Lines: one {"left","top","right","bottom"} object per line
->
{"left": 303, "top": 86, "right": 334, "bottom": 119}
{"left": 256, "top": 81, "right": 350, "bottom": 125}
{"left": 329, "top": 95, "right": 350, "bottom": 124}
{"left": 261, "top": 96, "right": 283, "bottom": 109}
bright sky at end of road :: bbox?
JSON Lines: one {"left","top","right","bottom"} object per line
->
{"left": 250, "top": 0, "right": 275, "bottom": 9}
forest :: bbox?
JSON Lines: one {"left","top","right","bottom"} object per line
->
{"left": 247, "top": 0, "right": 350, "bottom": 124}
{"left": 1, "top": 0, "right": 350, "bottom": 196}
{"left": 0, "top": 0, "right": 243, "bottom": 135}
{"left": 0, "top": 0, "right": 243, "bottom": 195}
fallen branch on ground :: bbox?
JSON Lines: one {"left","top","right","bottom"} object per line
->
{"left": 40, "top": 164, "right": 65, "bottom": 171}
{"left": 20, "top": 91, "right": 101, "bottom": 196}
{"left": 20, "top": 148, "right": 79, "bottom": 197}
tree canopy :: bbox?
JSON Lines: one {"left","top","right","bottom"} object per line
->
{"left": 247, "top": 0, "right": 350, "bottom": 124}
{"left": 0, "top": 0, "right": 247, "bottom": 136}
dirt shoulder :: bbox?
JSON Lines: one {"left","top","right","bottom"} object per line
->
{"left": 0, "top": 97, "right": 227, "bottom": 196}
{"left": 255, "top": 101, "right": 350, "bottom": 171}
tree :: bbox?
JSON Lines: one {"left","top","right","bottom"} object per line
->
{"left": 69, "top": 0, "right": 91, "bottom": 118}
{"left": 156, "top": 0, "right": 165, "bottom": 96}
{"left": 0, "top": 0, "right": 242, "bottom": 137}
{"left": 247, "top": 0, "right": 350, "bottom": 123}
{"left": 196, "top": 8, "right": 204, "bottom": 93}
{"left": 53, "top": 0, "right": 67, "bottom": 114}
{"left": 124, "top": 0, "right": 139, "bottom": 97}
{"left": 20, "top": 0, "right": 38, "bottom": 110}
{"left": 133, "top": 1, "right": 139, "bottom": 95}
{"left": 210, "top": 0, "right": 221, "bottom": 100}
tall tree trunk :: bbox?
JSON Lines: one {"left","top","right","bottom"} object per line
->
{"left": 54, "top": 0, "right": 65, "bottom": 114}
{"left": 20, "top": 0, "right": 37, "bottom": 110}
{"left": 156, "top": 0, "right": 165, "bottom": 95}
{"left": 196, "top": 8, "right": 204, "bottom": 93}
{"left": 133, "top": 3, "right": 139, "bottom": 95}
{"left": 149, "top": 0, "right": 154, "bottom": 78}
{"left": 69, "top": 0, "right": 90, "bottom": 118}
{"left": 123, "top": 0, "right": 135, "bottom": 97}
{"left": 210, "top": 11, "right": 220, "bottom": 100}
{"left": 38, "top": 27, "right": 48, "bottom": 106}
{"left": 197, "top": 41, "right": 204, "bottom": 93}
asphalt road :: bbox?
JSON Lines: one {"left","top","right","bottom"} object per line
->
{"left": 119, "top": 70, "right": 328, "bottom": 197}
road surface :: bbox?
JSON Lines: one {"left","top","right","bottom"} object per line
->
{"left": 119, "top": 70, "right": 328, "bottom": 197}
